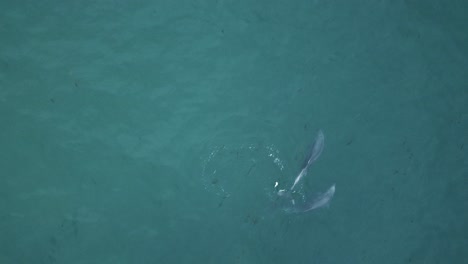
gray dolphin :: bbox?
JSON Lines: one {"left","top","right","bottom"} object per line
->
{"left": 276, "top": 130, "right": 335, "bottom": 213}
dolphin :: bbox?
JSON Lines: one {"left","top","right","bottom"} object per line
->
{"left": 290, "top": 130, "right": 325, "bottom": 191}
{"left": 276, "top": 130, "right": 335, "bottom": 213}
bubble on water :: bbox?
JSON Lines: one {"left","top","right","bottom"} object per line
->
{"left": 201, "top": 143, "right": 286, "bottom": 199}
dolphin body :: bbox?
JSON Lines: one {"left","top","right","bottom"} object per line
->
{"left": 276, "top": 130, "right": 335, "bottom": 213}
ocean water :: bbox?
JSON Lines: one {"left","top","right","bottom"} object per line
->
{"left": 0, "top": 0, "right": 467, "bottom": 263}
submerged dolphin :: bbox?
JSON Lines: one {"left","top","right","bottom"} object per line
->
{"left": 290, "top": 130, "right": 325, "bottom": 191}
{"left": 276, "top": 130, "right": 335, "bottom": 213}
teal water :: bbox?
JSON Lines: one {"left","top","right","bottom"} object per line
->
{"left": 1, "top": 0, "right": 467, "bottom": 263}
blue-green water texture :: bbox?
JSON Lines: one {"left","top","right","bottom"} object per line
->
{"left": 1, "top": 0, "right": 467, "bottom": 263}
